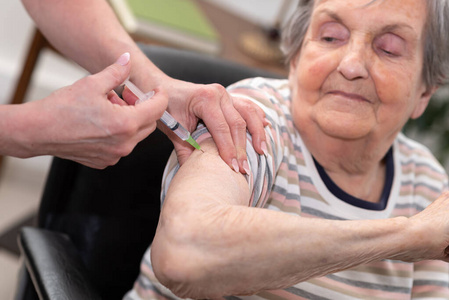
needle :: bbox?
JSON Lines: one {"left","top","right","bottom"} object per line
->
{"left": 123, "top": 79, "right": 203, "bottom": 152}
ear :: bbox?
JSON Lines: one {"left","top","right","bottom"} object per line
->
{"left": 410, "top": 85, "right": 438, "bottom": 119}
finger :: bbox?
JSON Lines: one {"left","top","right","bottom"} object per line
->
{"left": 107, "top": 90, "right": 128, "bottom": 106}
{"left": 89, "top": 52, "right": 132, "bottom": 95}
{"left": 155, "top": 112, "right": 196, "bottom": 166}
{"left": 233, "top": 97, "right": 268, "bottom": 156}
{"left": 130, "top": 90, "right": 169, "bottom": 142}
{"left": 121, "top": 86, "right": 139, "bottom": 105}
{"left": 194, "top": 93, "right": 238, "bottom": 171}
{"left": 134, "top": 89, "right": 168, "bottom": 119}
{"left": 219, "top": 98, "right": 249, "bottom": 173}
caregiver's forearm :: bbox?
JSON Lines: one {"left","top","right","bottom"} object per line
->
{"left": 21, "top": 0, "right": 166, "bottom": 84}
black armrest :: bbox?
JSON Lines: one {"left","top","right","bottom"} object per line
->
{"left": 18, "top": 227, "right": 101, "bottom": 300}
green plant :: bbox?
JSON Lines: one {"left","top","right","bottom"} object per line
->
{"left": 402, "top": 85, "right": 449, "bottom": 169}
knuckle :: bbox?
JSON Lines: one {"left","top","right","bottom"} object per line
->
{"left": 206, "top": 119, "right": 231, "bottom": 135}
{"left": 208, "top": 83, "right": 226, "bottom": 93}
{"left": 195, "top": 84, "right": 227, "bottom": 100}
{"left": 244, "top": 103, "right": 259, "bottom": 115}
{"left": 235, "top": 98, "right": 259, "bottom": 113}
{"left": 214, "top": 119, "right": 232, "bottom": 133}
{"left": 233, "top": 117, "right": 247, "bottom": 130}
{"left": 107, "top": 65, "right": 123, "bottom": 86}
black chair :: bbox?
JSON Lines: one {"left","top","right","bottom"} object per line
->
{"left": 14, "top": 44, "right": 284, "bottom": 300}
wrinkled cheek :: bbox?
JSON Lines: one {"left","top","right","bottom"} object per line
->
{"left": 289, "top": 51, "right": 335, "bottom": 117}
{"left": 296, "top": 51, "right": 339, "bottom": 93}
{"left": 373, "top": 65, "right": 414, "bottom": 108}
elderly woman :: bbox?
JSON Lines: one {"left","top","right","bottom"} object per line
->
{"left": 125, "top": 0, "right": 449, "bottom": 299}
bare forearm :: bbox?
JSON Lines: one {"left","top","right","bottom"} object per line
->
{"left": 154, "top": 202, "right": 411, "bottom": 298}
{"left": 0, "top": 105, "right": 20, "bottom": 156}
{"left": 21, "top": 0, "right": 165, "bottom": 86}
{"left": 0, "top": 103, "right": 45, "bottom": 157}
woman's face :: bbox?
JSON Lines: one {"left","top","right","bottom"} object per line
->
{"left": 289, "top": 0, "right": 433, "bottom": 142}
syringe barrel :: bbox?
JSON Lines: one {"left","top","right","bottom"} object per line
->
{"left": 124, "top": 80, "right": 192, "bottom": 142}
{"left": 160, "top": 111, "right": 189, "bottom": 141}
{"left": 160, "top": 111, "right": 177, "bottom": 129}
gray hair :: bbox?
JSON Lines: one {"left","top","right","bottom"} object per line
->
{"left": 281, "top": 0, "right": 449, "bottom": 87}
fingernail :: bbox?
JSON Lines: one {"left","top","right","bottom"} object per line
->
{"left": 232, "top": 159, "right": 239, "bottom": 173}
{"left": 116, "top": 52, "right": 130, "bottom": 66}
{"left": 243, "top": 160, "right": 250, "bottom": 175}
{"left": 261, "top": 141, "right": 268, "bottom": 156}
{"left": 264, "top": 118, "right": 272, "bottom": 127}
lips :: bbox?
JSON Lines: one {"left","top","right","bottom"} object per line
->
{"left": 328, "top": 90, "right": 370, "bottom": 103}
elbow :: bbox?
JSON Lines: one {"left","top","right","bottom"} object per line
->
{"left": 151, "top": 243, "right": 202, "bottom": 298}
{"left": 150, "top": 201, "right": 243, "bottom": 298}
{"left": 150, "top": 215, "right": 213, "bottom": 299}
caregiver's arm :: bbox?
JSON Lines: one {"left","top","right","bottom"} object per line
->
{"left": 21, "top": 0, "right": 268, "bottom": 171}
{"left": 151, "top": 138, "right": 449, "bottom": 299}
{"left": 0, "top": 55, "right": 167, "bottom": 168}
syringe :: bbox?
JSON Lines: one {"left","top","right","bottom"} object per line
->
{"left": 123, "top": 79, "right": 202, "bottom": 151}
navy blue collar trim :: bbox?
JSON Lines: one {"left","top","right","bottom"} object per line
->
{"left": 313, "top": 148, "right": 394, "bottom": 211}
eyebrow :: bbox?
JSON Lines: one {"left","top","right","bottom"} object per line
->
{"left": 380, "top": 24, "right": 417, "bottom": 35}
{"left": 316, "top": 9, "right": 342, "bottom": 23}
{"left": 315, "top": 8, "right": 417, "bottom": 35}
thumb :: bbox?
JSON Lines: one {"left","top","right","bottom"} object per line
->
{"left": 92, "top": 52, "right": 131, "bottom": 94}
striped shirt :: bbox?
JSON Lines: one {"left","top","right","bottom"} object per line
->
{"left": 124, "top": 77, "right": 449, "bottom": 300}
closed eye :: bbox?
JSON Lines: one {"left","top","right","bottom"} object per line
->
{"left": 319, "top": 22, "right": 349, "bottom": 44}
{"left": 375, "top": 33, "right": 406, "bottom": 57}
{"left": 322, "top": 36, "right": 338, "bottom": 42}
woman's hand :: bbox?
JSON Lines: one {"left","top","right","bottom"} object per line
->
{"left": 401, "top": 191, "right": 449, "bottom": 262}
{"left": 126, "top": 76, "right": 269, "bottom": 174}
{"left": 164, "top": 80, "right": 269, "bottom": 173}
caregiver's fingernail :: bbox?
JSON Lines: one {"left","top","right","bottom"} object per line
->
{"left": 116, "top": 52, "right": 130, "bottom": 66}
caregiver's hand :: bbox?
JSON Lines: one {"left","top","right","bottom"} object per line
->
{"left": 1, "top": 53, "right": 167, "bottom": 169}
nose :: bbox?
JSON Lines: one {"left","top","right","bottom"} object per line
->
{"left": 337, "top": 41, "right": 369, "bottom": 80}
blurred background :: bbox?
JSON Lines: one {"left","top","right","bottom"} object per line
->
{"left": 0, "top": 0, "right": 447, "bottom": 299}
{"left": 0, "top": 2, "right": 86, "bottom": 299}
{"left": 0, "top": 0, "right": 296, "bottom": 298}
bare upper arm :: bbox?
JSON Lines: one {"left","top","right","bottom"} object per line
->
{"left": 164, "top": 137, "right": 251, "bottom": 211}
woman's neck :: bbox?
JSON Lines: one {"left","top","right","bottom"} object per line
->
{"left": 301, "top": 131, "right": 393, "bottom": 203}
